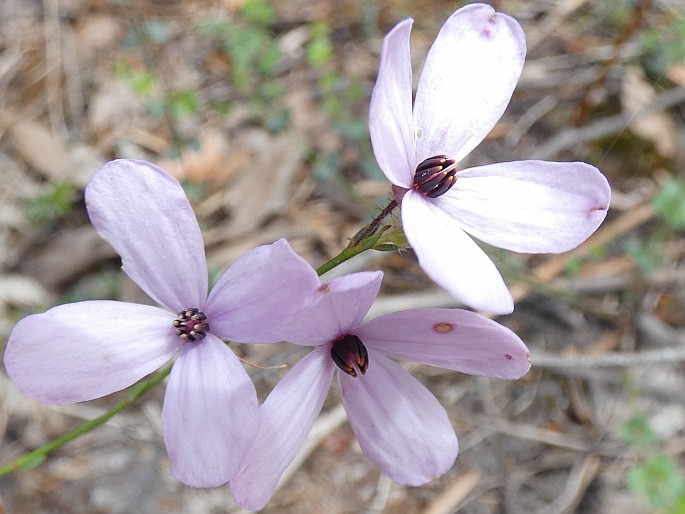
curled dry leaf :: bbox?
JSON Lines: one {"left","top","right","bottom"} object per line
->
{"left": 160, "top": 129, "right": 248, "bottom": 188}
{"left": 621, "top": 66, "right": 677, "bottom": 159}
{"left": 222, "top": 128, "right": 305, "bottom": 238}
{"left": 72, "top": 14, "right": 123, "bottom": 63}
{"left": 0, "top": 274, "right": 53, "bottom": 309}
{"left": 9, "top": 119, "right": 71, "bottom": 180}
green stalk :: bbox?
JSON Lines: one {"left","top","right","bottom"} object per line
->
{"left": 316, "top": 198, "right": 400, "bottom": 276}
{"left": 316, "top": 233, "right": 383, "bottom": 276}
{"left": 0, "top": 363, "right": 172, "bottom": 476}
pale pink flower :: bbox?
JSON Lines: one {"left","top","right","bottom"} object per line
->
{"left": 369, "top": 3, "right": 611, "bottom": 314}
{"left": 230, "top": 270, "right": 530, "bottom": 510}
{"left": 4, "top": 160, "right": 320, "bottom": 488}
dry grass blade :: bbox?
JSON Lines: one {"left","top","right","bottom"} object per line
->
{"left": 421, "top": 469, "right": 481, "bottom": 514}
{"left": 537, "top": 454, "right": 602, "bottom": 514}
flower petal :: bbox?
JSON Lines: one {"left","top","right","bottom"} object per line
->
{"left": 205, "top": 239, "right": 321, "bottom": 344}
{"left": 161, "top": 335, "right": 259, "bottom": 487}
{"left": 354, "top": 308, "right": 530, "bottom": 379}
{"left": 275, "top": 271, "right": 383, "bottom": 346}
{"left": 85, "top": 160, "right": 208, "bottom": 312}
{"left": 413, "top": 4, "right": 525, "bottom": 164}
{"left": 4, "top": 301, "right": 179, "bottom": 404}
{"left": 438, "top": 160, "right": 611, "bottom": 253}
{"left": 230, "top": 346, "right": 335, "bottom": 511}
{"left": 338, "top": 351, "right": 458, "bottom": 485}
{"left": 369, "top": 18, "right": 415, "bottom": 188}
{"left": 402, "top": 190, "right": 513, "bottom": 314}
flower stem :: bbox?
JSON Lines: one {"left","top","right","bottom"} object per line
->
{"left": 0, "top": 363, "right": 173, "bottom": 477}
{"left": 316, "top": 243, "right": 373, "bottom": 276}
{"left": 315, "top": 198, "right": 399, "bottom": 276}
{"left": 350, "top": 198, "right": 398, "bottom": 246}
{"left": 317, "top": 207, "right": 405, "bottom": 276}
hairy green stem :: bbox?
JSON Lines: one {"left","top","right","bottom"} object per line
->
{"left": 316, "top": 198, "right": 399, "bottom": 275}
{"left": 350, "top": 198, "right": 398, "bottom": 247}
{"left": 316, "top": 240, "right": 375, "bottom": 276}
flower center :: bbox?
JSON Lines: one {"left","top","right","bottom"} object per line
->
{"left": 330, "top": 334, "right": 368, "bottom": 378}
{"left": 173, "top": 308, "right": 210, "bottom": 342}
{"left": 413, "top": 154, "right": 458, "bottom": 198}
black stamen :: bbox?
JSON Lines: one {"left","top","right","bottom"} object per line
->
{"left": 331, "top": 334, "right": 369, "bottom": 378}
{"left": 413, "top": 154, "right": 458, "bottom": 198}
{"left": 173, "top": 308, "right": 209, "bottom": 342}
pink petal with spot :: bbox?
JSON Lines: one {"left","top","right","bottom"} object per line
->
{"left": 275, "top": 271, "right": 383, "bottom": 346}
{"left": 439, "top": 160, "right": 611, "bottom": 253}
{"left": 206, "top": 239, "right": 321, "bottom": 344}
{"left": 414, "top": 4, "right": 526, "bottom": 164}
{"left": 354, "top": 308, "right": 530, "bottom": 379}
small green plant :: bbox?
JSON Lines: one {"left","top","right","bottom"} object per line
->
{"left": 166, "top": 90, "right": 199, "bottom": 118}
{"left": 26, "top": 182, "right": 76, "bottom": 225}
{"left": 600, "top": 0, "right": 642, "bottom": 26}
{"left": 199, "top": 0, "right": 281, "bottom": 96}
{"left": 305, "top": 21, "right": 382, "bottom": 183}
{"left": 64, "top": 270, "right": 121, "bottom": 303}
{"left": 115, "top": 61, "right": 200, "bottom": 120}
{"left": 625, "top": 238, "right": 663, "bottom": 275}
{"left": 307, "top": 21, "right": 334, "bottom": 67}
{"left": 641, "top": 16, "right": 685, "bottom": 78}
{"left": 195, "top": 0, "right": 287, "bottom": 130}
{"left": 614, "top": 177, "right": 685, "bottom": 277}
{"left": 622, "top": 414, "right": 659, "bottom": 447}
{"left": 652, "top": 178, "right": 685, "bottom": 231}
{"left": 622, "top": 414, "right": 685, "bottom": 513}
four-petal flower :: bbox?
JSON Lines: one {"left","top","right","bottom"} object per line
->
{"left": 229, "top": 269, "right": 530, "bottom": 511}
{"left": 369, "top": 3, "right": 611, "bottom": 314}
{"left": 4, "top": 159, "right": 320, "bottom": 488}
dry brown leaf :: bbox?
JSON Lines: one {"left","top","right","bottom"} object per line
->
{"left": 8, "top": 119, "right": 71, "bottom": 180}
{"left": 20, "top": 226, "right": 115, "bottom": 289}
{"left": 72, "top": 14, "right": 123, "bottom": 62}
{"left": 666, "top": 62, "right": 685, "bottom": 87}
{"left": 222, "top": 128, "right": 305, "bottom": 238}
{"left": 222, "top": 0, "right": 248, "bottom": 11}
{"left": 578, "top": 255, "right": 635, "bottom": 279}
{"left": 0, "top": 274, "right": 53, "bottom": 309}
{"left": 160, "top": 129, "right": 247, "bottom": 188}
{"left": 621, "top": 66, "right": 677, "bottom": 159}
{"left": 88, "top": 80, "right": 145, "bottom": 134}
{"left": 422, "top": 470, "right": 480, "bottom": 514}
{"left": 68, "top": 143, "right": 106, "bottom": 188}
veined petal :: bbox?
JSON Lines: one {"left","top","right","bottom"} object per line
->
{"left": 413, "top": 4, "right": 526, "bottom": 164}
{"left": 369, "top": 18, "right": 415, "bottom": 188}
{"left": 354, "top": 308, "right": 530, "bottom": 379}
{"left": 85, "top": 160, "right": 208, "bottom": 312}
{"left": 338, "top": 350, "right": 458, "bottom": 485}
{"left": 161, "top": 335, "right": 259, "bottom": 487}
{"left": 275, "top": 271, "right": 383, "bottom": 346}
{"left": 230, "top": 346, "right": 335, "bottom": 511}
{"left": 4, "top": 301, "right": 179, "bottom": 404}
{"left": 402, "top": 191, "right": 513, "bottom": 314}
{"left": 438, "top": 160, "right": 611, "bottom": 253}
{"left": 206, "top": 239, "right": 321, "bottom": 344}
